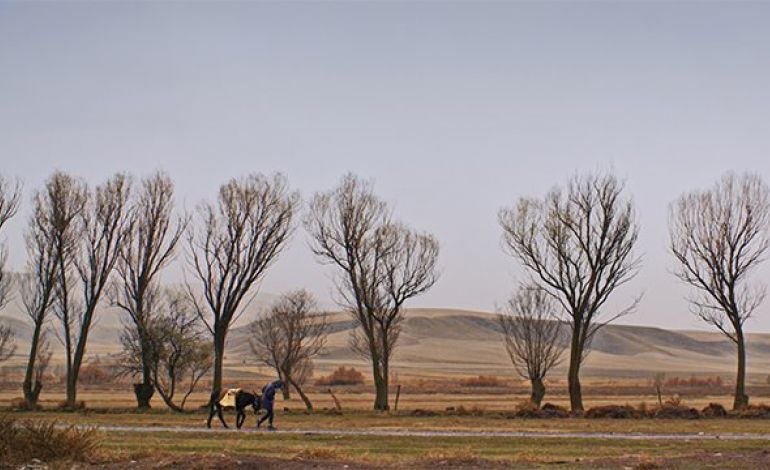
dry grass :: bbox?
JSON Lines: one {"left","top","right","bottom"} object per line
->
{"left": 0, "top": 414, "right": 101, "bottom": 465}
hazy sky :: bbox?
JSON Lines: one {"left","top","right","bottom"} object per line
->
{"left": 2, "top": 1, "right": 770, "bottom": 331}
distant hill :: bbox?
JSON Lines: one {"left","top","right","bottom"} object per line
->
{"left": 4, "top": 307, "right": 770, "bottom": 379}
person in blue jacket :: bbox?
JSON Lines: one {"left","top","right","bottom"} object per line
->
{"left": 257, "top": 379, "right": 284, "bottom": 429}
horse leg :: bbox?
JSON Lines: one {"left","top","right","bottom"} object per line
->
{"left": 217, "top": 404, "right": 228, "bottom": 429}
{"left": 236, "top": 408, "right": 244, "bottom": 429}
{"left": 207, "top": 402, "right": 215, "bottom": 428}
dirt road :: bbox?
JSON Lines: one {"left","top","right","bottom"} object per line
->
{"left": 92, "top": 424, "right": 770, "bottom": 441}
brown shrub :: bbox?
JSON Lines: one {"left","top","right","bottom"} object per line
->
{"left": 652, "top": 405, "right": 700, "bottom": 419}
{"left": 509, "top": 402, "right": 568, "bottom": 419}
{"left": 314, "top": 367, "right": 365, "bottom": 386}
{"left": 585, "top": 405, "right": 640, "bottom": 419}
{"left": 664, "top": 375, "right": 722, "bottom": 388}
{"left": 540, "top": 402, "right": 570, "bottom": 418}
{"left": 411, "top": 408, "right": 437, "bottom": 417}
{"left": 664, "top": 394, "right": 682, "bottom": 407}
{"left": 10, "top": 397, "right": 40, "bottom": 411}
{"left": 737, "top": 404, "right": 770, "bottom": 419}
{"left": 701, "top": 403, "right": 728, "bottom": 418}
{"left": 0, "top": 415, "right": 100, "bottom": 464}
{"left": 459, "top": 375, "right": 501, "bottom": 387}
{"left": 77, "top": 360, "right": 113, "bottom": 385}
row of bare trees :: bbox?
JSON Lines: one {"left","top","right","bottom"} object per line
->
{"left": 1, "top": 171, "right": 437, "bottom": 412}
{"left": 2, "top": 169, "right": 766, "bottom": 413}
{"left": 498, "top": 171, "right": 770, "bottom": 412}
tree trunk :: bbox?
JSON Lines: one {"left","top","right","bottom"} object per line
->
{"left": 530, "top": 377, "right": 546, "bottom": 408}
{"left": 567, "top": 328, "right": 584, "bottom": 412}
{"left": 287, "top": 375, "right": 313, "bottom": 411}
{"left": 134, "top": 329, "right": 154, "bottom": 409}
{"left": 23, "top": 323, "right": 43, "bottom": 408}
{"left": 211, "top": 332, "right": 226, "bottom": 399}
{"left": 156, "top": 388, "right": 184, "bottom": 412}
{"left": 733, "top": 329, "right": 749, "bottom": 410}
{"left": 277, "top": 368, "right": 291, "bottom": 399}
{"left": 368, "top": 353, "right": 389, "bottom": 411}
{"left": 134, "top": 383, "right": 155, "bottom": 409}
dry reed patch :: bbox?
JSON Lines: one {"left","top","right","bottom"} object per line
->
{"left": 0, "top": 414, "right": 101, "bottom": 465}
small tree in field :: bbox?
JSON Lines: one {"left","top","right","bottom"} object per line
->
{"left": 499, "top": 171, "right": 641, "bottom": 412}
{"left": 118, "top": 288, "right": 212, "bottom": 412}
{"left": 305, "top": 174, "right": 439, "bottom": 411}
{"left": 250, "top": 289, "right": 328, "bottom": 411}
{"left": 498, "top": 286, "right": 563, "bottom": 407}
{"left": 669, "top": 172, "right": 770, "bottom": 410}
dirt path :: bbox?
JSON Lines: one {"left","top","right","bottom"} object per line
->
{"left": 92, "top": 424, "right": 770, "bottom": 441}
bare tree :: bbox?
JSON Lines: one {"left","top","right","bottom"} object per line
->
{"left": 498, "top": 286, "right": 563, "bottom": 407}
{"left": 305, "top": 174, "right": 439, "bottom": 410}
{"left": 187, "top": 173, "right": 299, "bottom": 399}
{"left": 111, "top": 172, "right": 186, "bottom": 409}
{"left": 499, "top": 171, "right": 641, "bottom": 412}
{"left": 0, "top": 324, "right": 14, "bottom": 362}
{"left": 669, "top": 172, "right": 770, "bottom": 410}
{"left": 0, "top": 175, "right": 21, "bottom": 312}
{"left": 55, "top": 173, "right": 131, "bottom": 409}
{"left": 118, "top": 288, "right": 211, "bottom": 412}
{"left": 22, "top": 172, "right": 82, "bottom": 407}
{"left": 0, "top": 176, "right": 21, "bottom": 363}
{"left": 250, "top": 289, "right": 328, "bottom": 411}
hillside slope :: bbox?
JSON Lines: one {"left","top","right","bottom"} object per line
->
{"left": 4, "top": 308, "right": 770, "bottom": 379}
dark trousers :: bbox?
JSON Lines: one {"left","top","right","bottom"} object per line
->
{"left": 258, "top": 404, "right": 274, "bottom": 427}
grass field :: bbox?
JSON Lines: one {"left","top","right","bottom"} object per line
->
{"left": 5, "top": 409, "right": 770, "bottom": 469}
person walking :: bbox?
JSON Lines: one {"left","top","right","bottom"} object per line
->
{"left": 258, "top": 379, "right": 284, "bottom": 430}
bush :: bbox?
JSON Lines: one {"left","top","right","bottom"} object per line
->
{"left": 314, "top": 367, "right": 365, "bottom": 386}
{"left": 410, "top": 408, "right": 438, "bottom": 417}
{"left": 10, "top": 397, "right": 40, "bottom": 411}
{"left": 701, "top": 403, "right": 728, "bottom": 418}
{"left": 652, "top": 405, "right": 700, "bottom": 419}
{"left": 459, "top": 375, "right": 501, "bottom": 387}
{"left": 585, "top": 405, "right": 640, "bottom": 419}
{"left": 737, "top": 404, "right": 770, "bottom": 419}
{"left": 76, "top": 359, "right": 113, "bottom": 385}
{"left": 0, "top": 415, "right": 100, "bottom": 465}
{"left": 509, "top": 401, "right": 568, "bottom": 419}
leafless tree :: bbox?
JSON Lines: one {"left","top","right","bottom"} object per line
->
{"left": 499, "top": 171, "right": 641, "bottom": 412}
{"left": 250, "top": 289, "right": 328, "bottom": 411}
{"left": 187, "top": 173, "right": 299, "bottom": 398}
{"left": 0, "top": 324, "right": 15, "bottom": 362}
{"left": 305, "top": 174, "right": 439, "bottom": 410}
{"left": 111, "top": 172, "right": 186, "bottom": 409}
{"left": 55, "top": 173, "right": 131, "bottom": 409}
{"left": 0, "top": 175, "right": 21, "bottom": 312}
{"left": 22, "top": 172, "right": 83, "bottom": 407}
{"left": 0, "top": 176, "right": 21, "bottom": 363}
{"left": 498, "top": 286, "right": 563, "bottom": 407}
{"left": 669, "top": 172, "right": 770, "bottom": 410}
{"left": 118, "top": 288, "right": 211, "bottom": 412}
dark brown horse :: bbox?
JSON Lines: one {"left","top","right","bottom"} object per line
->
{"left": 207, "top": 388, "right": 261, "bottom": 429}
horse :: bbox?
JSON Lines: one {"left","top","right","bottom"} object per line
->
{"left": 207, "top": 388, "right": 261, "bottom": 429}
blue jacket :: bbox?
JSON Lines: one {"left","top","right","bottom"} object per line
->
{"left": 261, "top": 380, "right": 284, "bottom": 407}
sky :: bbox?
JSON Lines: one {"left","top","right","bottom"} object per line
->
{"left": 2, "top": 1, "right": 770, "bottom": 331}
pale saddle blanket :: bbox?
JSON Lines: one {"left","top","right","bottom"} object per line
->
{"left": 218, "top": 388, "right": 241, "bottom": 408}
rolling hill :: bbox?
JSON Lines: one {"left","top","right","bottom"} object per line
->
{"left": 3, "top": 307, "right": 770, "bottom": 380}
